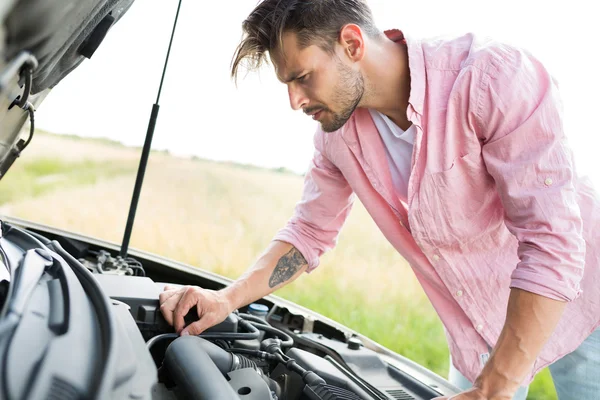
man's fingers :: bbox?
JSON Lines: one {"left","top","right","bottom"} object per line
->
{"left": 159, "top": 288, "right": 180, "bottom": 304}
{"left": 158, "top": 286, "right": 185, "bottom": 326}
{"left": 159, "top": 290, "right": 183, "bottom": 326}
{"left": 160, "top": 302, "right": 174, "bottom": 326}
{"left": 181, "top": 315, "right": 213, "bottom": 336}
{"left": 173, "top": 287, "right": 202, "bottom": 333}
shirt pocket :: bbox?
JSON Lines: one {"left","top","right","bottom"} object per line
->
{"left": 418, "top": 151, "right": 503, "bottom": 249}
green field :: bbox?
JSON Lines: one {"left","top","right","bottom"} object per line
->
{"left": 0, "top": 131, "right": 556, "bottom": 399}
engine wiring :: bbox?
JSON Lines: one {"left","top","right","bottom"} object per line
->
{"left": 225, "top": 344, "right": 327, "bottom": 387}
{"left": 146, "top": 318, "right": 261, "bottom": 351}
{"left": 82, "top": 250, "right": 146, "bottom": 277}
{"left": 248, "top": 320, "right": 293, "bottom": 349}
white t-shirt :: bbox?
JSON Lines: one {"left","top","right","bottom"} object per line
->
{"left": 368, "top": 109, "right": 415, "bottom": 202}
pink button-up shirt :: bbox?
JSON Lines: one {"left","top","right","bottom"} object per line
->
{"left": 273, "top": 30, "right": 600, "bottom": 384}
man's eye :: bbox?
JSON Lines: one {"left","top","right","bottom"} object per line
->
{"left": 297, "top": 74, "right": 309, "bottom": 83}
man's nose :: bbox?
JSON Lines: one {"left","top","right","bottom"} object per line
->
{"left": 288, "top": 85, "right": 308, "bottom": 111}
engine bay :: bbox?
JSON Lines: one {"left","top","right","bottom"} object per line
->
{"left": 96, "top": 272, "right": 433, "bottom": 400}
{"left": 0, "top": 220, "right": 453, "bottom": 399}
{"left": 97, "top": 274, "right": 363, "bottom": 399}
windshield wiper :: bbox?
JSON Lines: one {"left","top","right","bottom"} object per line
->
{"left": 119, "top": 0, "right": 183, "bottom": 259}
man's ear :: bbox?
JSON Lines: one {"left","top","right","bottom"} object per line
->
{"left": 339, "top": 24, "right": 365, "bottom": 62}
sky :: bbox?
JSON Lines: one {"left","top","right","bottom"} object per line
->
{"left": 35, "top": 0, "right": 600, "bottom": 188}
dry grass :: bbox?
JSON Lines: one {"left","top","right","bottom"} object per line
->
{"left": 0, "top": 132, "right": 556, "bottom": 399}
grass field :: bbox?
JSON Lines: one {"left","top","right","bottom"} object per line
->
{"left": 0, "top": 131, "right": 557, "bottom": 399}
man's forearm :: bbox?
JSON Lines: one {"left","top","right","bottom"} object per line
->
{"left": 221, "top": 240, "right": 308, "bottom": 311}
{"left": 474, "top": 288, "right": 567, "bottom": 399}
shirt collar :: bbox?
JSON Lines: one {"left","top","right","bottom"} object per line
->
{"left": 384, "top": 29, "right": 426, "bottom": 118}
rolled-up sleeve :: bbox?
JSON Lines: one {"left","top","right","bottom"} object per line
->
{"left": 473, "top": 46, "right": 585, "bottom": 301}
{"left": 273, "top": 131, "right": 355, "bottom": 272}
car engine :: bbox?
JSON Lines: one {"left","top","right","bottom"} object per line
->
{"left": 94, "top": 272, "right": 388, "bottom": 400}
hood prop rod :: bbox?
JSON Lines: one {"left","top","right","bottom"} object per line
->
{"left": 119, "top": 0, "right": 183, "bottom": 259}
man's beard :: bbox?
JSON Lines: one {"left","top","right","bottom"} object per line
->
{"left": 320, "top": 61, "right": 364, "bottom": 133}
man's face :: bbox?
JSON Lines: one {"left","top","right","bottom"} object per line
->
{"left": 272, "top": 32, "right": 364, "bottom": 132}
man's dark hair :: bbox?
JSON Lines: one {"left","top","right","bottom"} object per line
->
{"left": 231, "top": 0, "right": 380, "bottom": 81}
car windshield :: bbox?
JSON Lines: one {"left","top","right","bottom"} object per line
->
{"left": 0, "top": 2, "right": 598, "bottom": 400}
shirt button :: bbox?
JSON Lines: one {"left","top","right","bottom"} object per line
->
{"left": 544, "top": 178, "right": 553, "bottom": 186}
{"left": 456, "top": 290, "right": 463, "bottom": 297}
{"left": 432, "top": 254, "right": 440, "bottom": 261}
{"left": 476, "top": 324, "right": 483, "bottom": 332}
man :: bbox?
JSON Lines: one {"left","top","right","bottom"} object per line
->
{"left": 159, "top": 1, "right": 600, "bottom": 399}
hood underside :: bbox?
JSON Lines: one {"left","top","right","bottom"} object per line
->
{"left": 0, "top": 0, "right": 134, "bottom": 178}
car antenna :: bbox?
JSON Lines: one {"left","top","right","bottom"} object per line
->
{"left": 119, "top": 0, "right": 183, "bottom": 259}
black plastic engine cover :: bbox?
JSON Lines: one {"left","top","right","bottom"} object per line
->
{"left": 92, "top": 274, "right": 239, "bottom": 339}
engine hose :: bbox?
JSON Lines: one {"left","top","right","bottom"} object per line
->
{"left": 248, "top": 321, "right": 294, "bottom": 348}
{"left": 163, "top": 336, "right": 239, "bottom": 400}
{"left": 146, "top": 319, "right": 260, "bottom": 350}
{"left": 271, "top": 351, "right": 325, "bottom": 386}
{"left": 226, "top": 347, "right": 279, "bottom": 361}
{"left": 191, "top": 337, "right": 259, "bottom": 374}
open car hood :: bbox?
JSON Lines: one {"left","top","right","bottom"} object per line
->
{"left": 0, "top": 0, "right": 133, "bottom": 179}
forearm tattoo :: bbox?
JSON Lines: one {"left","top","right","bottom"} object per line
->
{"left": 268, "top": 247, "right": 307, "bottom": 288}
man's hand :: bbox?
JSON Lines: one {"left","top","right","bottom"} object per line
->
{"left": 435, "top": 289, "right": 566, "bottom": 400}
{"left": 159, "top": 285, "right": 233, "bottom": 336}
{"left": 157, "top": 242, "right": 307, "bottom": 337}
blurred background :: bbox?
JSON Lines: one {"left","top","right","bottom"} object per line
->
{"left": 1, "top": 1, "right": 598, "bottom": 399}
